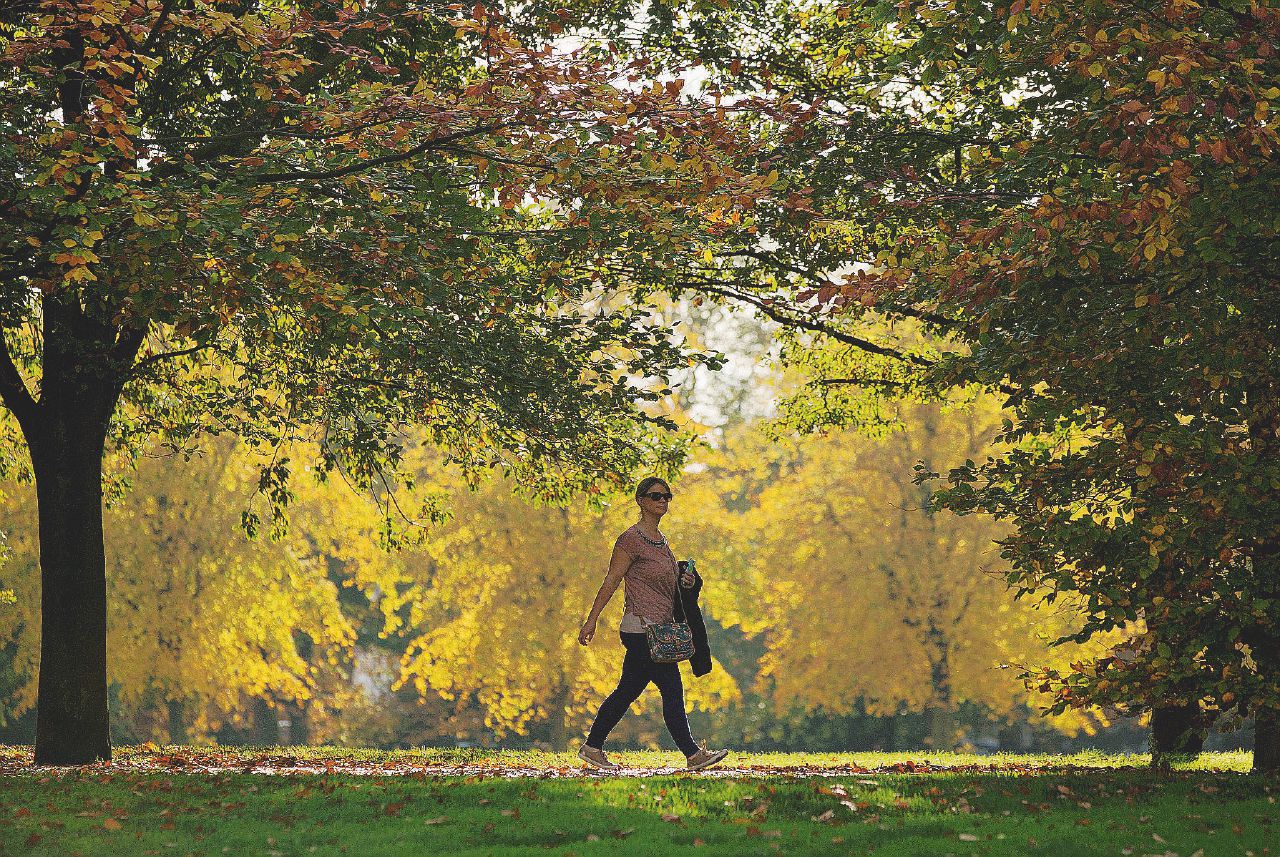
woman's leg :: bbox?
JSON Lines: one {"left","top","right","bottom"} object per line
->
{"left": 584, "top": 634, "right": 651, "bottom": 749}
{"left": 650, "top": 661, "right": 700, "bottom": 757}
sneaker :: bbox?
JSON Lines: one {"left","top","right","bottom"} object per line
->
{"left": 577, "top": 744, "right": 619, "bottom": 771}
{"left": 685, "top": 745, "right": 730, "bottom": 772}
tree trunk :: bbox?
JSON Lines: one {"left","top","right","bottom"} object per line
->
{"left": 926, "top": 706, "right": 958, "bottom": 750}
{"left": 924, "top": 619, "right": 957, "bottom": 749}
{"left": 167, "top": 698, "right": 187, "bottom": 745}
{"left": 1245, "top": 383, "right": 1280, "bottom": 775}
{"left": 1150, "top": 700, "right": 1204, "bottom": 767}
{"left": 1255, "top": 706, "right": 1279, "bottom": 774}
{"left": 30, "top": 395, "right": 115, "bottom": 763}
{"left": 20, "top": 297, "right": 145, "bottom": 765}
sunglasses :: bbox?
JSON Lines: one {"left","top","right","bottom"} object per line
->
{"left": 640, "top": 491, "right": 674, "bottom": 502}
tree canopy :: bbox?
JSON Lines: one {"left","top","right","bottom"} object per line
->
{"left": 0, "top": 0, "right": 798, "bottom": 762}
{"left": 629, "top": 0, "right": 1280, "bottom": 770}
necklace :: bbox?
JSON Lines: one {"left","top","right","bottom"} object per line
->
{"left": 635, "top": 527, "right": 666, "bottom": 547}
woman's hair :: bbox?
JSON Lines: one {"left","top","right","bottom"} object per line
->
{"left": 634, "top": 476, "right": 670, "bottom": 498}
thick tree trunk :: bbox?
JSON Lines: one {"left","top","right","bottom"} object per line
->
{"left": 18, "top": 297, "right": 145, "bottom": 765}
{"left": 1150, "top": 701, "right": 1204, "bottom": 766}
{"left": 1255, "top": 706, "right": 1279, "bottom": 774}
{"left": 30, "top": 385, "right": 116, "bottom": 763}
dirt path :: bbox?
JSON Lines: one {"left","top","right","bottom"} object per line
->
{"left": 0, "top": 749, "right": 1063, "bottom": 779}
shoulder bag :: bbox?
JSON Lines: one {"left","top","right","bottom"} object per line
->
{"left": 644, "top": 560, "right": 695, "bottom": 663}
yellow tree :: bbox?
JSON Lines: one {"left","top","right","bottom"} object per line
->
{"left": 688, "top": 398, "right": 1107, "bottom": 747}
{"left": 378, "top": 463, "right": 742, "bottom": 747}
{"left": 0, "top": 437, "right": 360, "bottom": 743}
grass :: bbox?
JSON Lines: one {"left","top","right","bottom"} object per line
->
{"left": 0, "top": 746, "right": 1274, "bottom": 856}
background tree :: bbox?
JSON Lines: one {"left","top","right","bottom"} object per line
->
{"left": 680, "top": 396, "right": 1109, "bottom": 750}
{"left": 373, "top": 457, "right": 742, "bottom": 744}
{"left": 0, "top": 436, "right": 366, "bottom": 744}
{"left": 623, "top": 0, "right": 1279, "bottom": 770}
{"left": 0, "top": 0, "right": 794, "bottom": 762}
{"left": 0, "top": 374, "right": 1148, "bottom": 752}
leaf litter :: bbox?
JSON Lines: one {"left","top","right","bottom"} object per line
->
{"left": 0, "top": 748, "right": 1096, "bottom": 780}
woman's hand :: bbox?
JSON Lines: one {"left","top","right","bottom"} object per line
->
{"left": 679, "top": 570, "right": 696, "bottom": 589}
{"left": 578, "top": 617, "right": 597, "bottom": 646}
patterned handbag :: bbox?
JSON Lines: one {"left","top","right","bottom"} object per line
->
{"left": 644, "top": 561, "right": 695, "bottom": 663}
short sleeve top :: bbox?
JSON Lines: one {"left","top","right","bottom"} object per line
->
{"left": 615, "top": 525, "right": 679, "bottom": 627}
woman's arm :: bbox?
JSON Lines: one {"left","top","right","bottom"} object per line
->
{"left": 578, "top": 544, "right": 630, "bottom": 646}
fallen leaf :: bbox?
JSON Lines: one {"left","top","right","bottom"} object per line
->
{"left": 812, "top": 809, "right": 836, "bottom": 823}
{"left": 958, "top": 833, "right": 979, "bottom": 841}
{"left": 423, "top": 816, "right": 448, "bottom": 825}
{"left": 103, "top": 818, "right": 122, "bottom": 831}
{"left": 660, "top": 813, "right": 681, "bottom": 823}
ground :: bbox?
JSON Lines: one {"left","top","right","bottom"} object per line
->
{"left": 0, "top": 746, "right": 1273, "bottom": 855}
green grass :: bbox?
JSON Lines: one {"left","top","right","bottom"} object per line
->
{"left": 0, "top": 747, "right": 1274, "bottom": 856}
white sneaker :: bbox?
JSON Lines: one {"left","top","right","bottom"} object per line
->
{"left": 578, "top": 744, "right": 619, "bottom": 770}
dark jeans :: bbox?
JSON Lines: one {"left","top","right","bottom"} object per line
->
{"left": 584, "top": 632, "right": 699, "bottom": 757}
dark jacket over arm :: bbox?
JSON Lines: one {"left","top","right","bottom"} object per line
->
{"left": 677, "top": 561, "right": 712, "bottom": 677}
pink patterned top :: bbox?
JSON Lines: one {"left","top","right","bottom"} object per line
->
{"left": 614, "top": 525, "right": 679, "bottom": 633}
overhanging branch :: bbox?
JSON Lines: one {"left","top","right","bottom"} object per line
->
{"left": 0, "top": 332, "right": 38, "bottom": 428}
{"left": 678, "top": 277, "right": 935, "bottom": 367}
{"left": 252, "top": 123, "right": 507, "bottom": 184}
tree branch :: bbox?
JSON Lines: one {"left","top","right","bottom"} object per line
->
{"left": 130, "top": 341, "right": 213, "bottom": 377}
{"left": 0, "top": 332, "right": 39, "bottom": 428}
{"left": 731, "top": 248, "right": 962, "bottom": 328}
{"left": 678, "top": 277, "right": 935, "bottom": 367}
{"left": 251, "top": 123, "right": 507, "bottom": 184}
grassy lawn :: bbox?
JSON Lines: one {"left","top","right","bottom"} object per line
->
{"left": 0, "top": 747, "right": 1273, "bottom": 856}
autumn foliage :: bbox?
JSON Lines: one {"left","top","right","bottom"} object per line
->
{"left": 0, "top": 0, "right": 802, "bottom": 763}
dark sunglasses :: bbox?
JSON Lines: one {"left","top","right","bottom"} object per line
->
{"left": 640, "top": 491, "right": 674, "bottom": 502}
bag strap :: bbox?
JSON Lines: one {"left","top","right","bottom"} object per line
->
{"left": 672, "top": 560, "right": 688, "bottom": 623}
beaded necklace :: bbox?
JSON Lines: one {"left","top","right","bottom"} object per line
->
{"left": 635, "top": 526, "right": 667, "bottom": 547}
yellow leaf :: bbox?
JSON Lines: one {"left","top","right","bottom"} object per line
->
{"left": 1134, "top": 293, "right": 1149, "bottom": 307}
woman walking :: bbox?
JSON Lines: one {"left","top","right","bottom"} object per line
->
{"left": 577, "top": 477, "right": 730, "bottom": 772}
